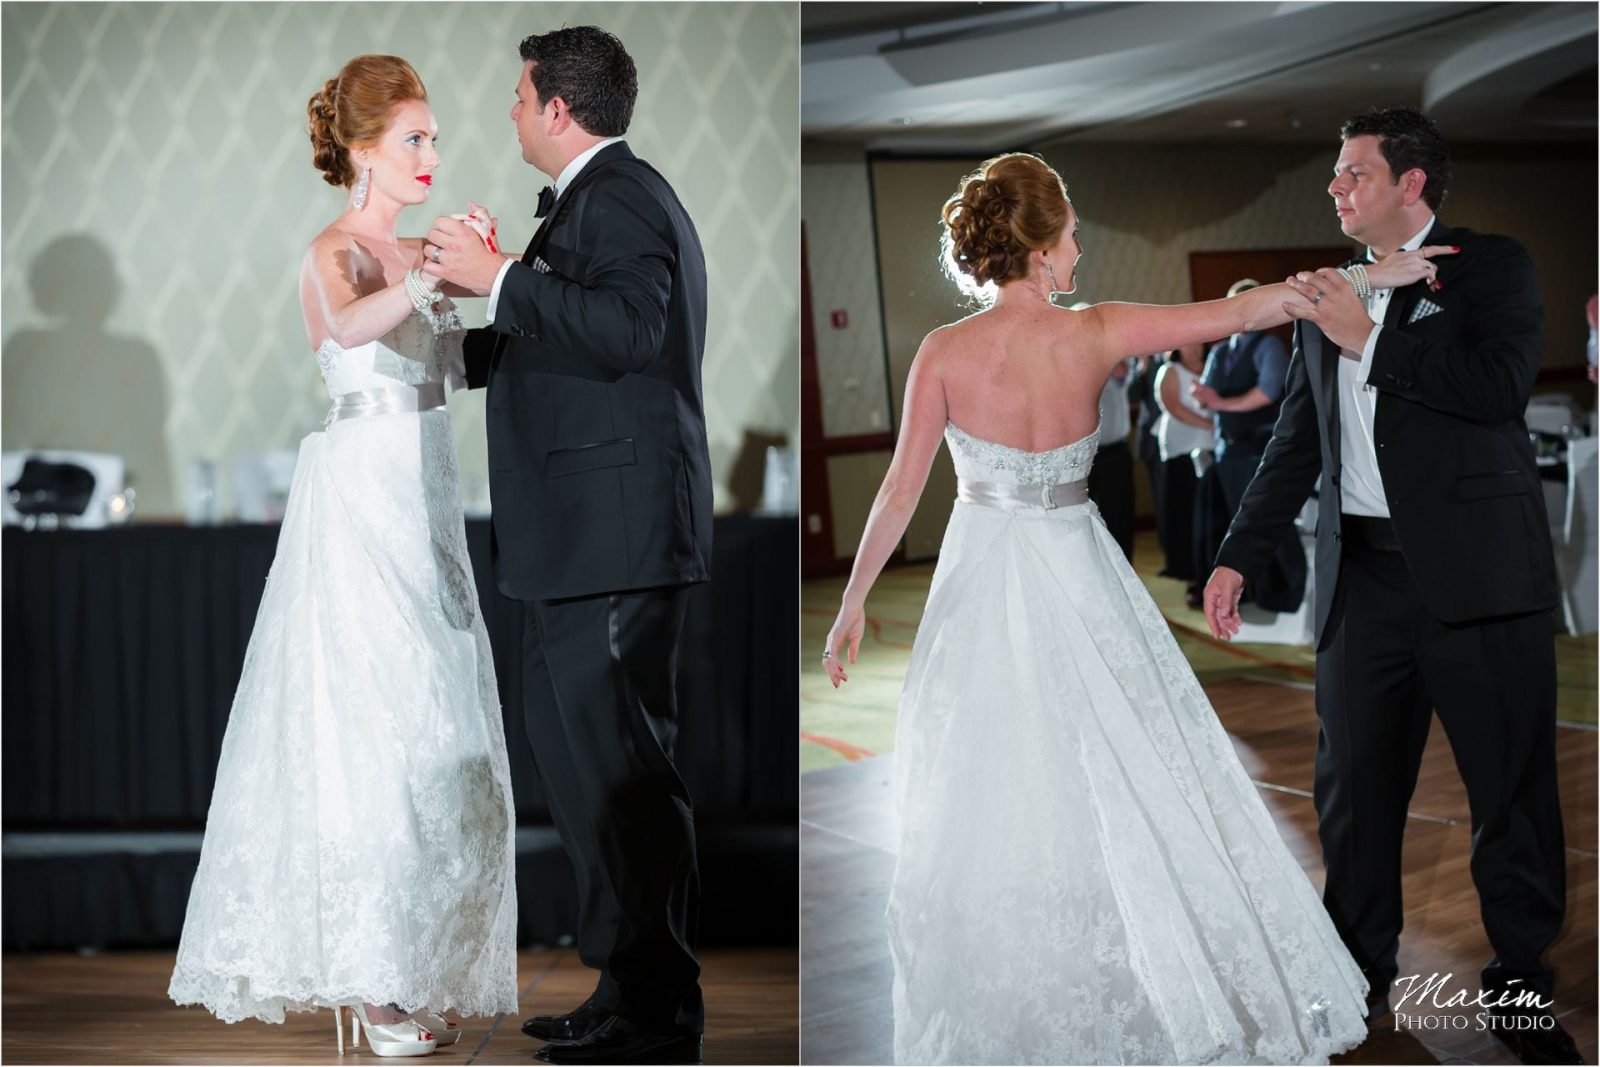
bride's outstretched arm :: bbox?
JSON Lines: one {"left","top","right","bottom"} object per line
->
{"left": 1090, "top": 246, "right": 1454, "bottom": 360}
{"left": 822, "top": 334, "right": 950, "bottom": 686}
{"left": 1091, "top": 283, "right": 1312, "bottom": 361}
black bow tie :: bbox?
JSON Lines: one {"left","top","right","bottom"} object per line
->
{"left": 536, "top": 185, "right": 556, "bottom": 219}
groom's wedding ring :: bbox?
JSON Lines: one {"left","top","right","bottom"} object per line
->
{"left": 432, "top": 247, "right": 442, "bottom": 263}
{"left": 1311, "top": 292, "right": 1324, "bottom": 304}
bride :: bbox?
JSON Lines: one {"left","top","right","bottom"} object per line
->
{"left": 167, "top": 55, "right": 517, "bottom": 1056}
{"left": 821, "top": 152, "right": 1449, "bottom": 1064}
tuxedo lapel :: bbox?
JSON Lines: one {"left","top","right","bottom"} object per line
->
{"left": 524, "top": 142, "right": 636, "bottom": 265}
{"left": 1305, "top": 322, "right": 1340, "bottom": 467}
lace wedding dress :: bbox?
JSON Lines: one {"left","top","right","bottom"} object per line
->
{"left": 168, "top": 302, "right": 518, "bottom": 1025}
{"left": 887, "top": 421, "right": 1369, "bottom": 1065}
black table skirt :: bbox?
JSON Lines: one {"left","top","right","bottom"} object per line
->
{"left": 2, "top": 516, "right": 797, "bottom": 948}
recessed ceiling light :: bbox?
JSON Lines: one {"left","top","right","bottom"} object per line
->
{"left": 896, "top": 117, "right": 914, "bottom": 126}
{"left": 1225, "top": 118, "right": 1248, "bottom": 129}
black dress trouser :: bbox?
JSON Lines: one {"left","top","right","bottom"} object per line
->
{"left": 1215, "top": 441, "right": 1306, "bottom": 612}
{"left": 521, "top": 586, "right": 705, "bottom": 1035}
{"left": 1315, "top": 541, "right": 1566, "bottom": 1003}
{"left": 1159, "top": 457, "right": 1199, "bottom": 583}
{"left": 1140, "top": 450, "right": 1168, "bottom": 571}
{"left": 1087, "top": 440, "right": 1135, "bottom": 562}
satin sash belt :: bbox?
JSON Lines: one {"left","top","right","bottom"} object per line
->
{"left": 325, "top": 381, "right": 446, "bottom": 426}
{"left": 957, "top": 477, "right": 1090, "bottom": 510}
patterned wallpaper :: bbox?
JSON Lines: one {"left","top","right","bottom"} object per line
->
{"left": 801, "top": 141, "right": 891, "bottom": 439}
{"left": 1, "top": 2, "right": 799, "bottom": 517}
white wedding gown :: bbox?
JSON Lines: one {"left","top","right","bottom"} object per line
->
{"left": 887, "top": 421, "right": 1369, "bottom": 1065}
{"left": 168, "top": 302, "right": 518, "bottom": 1025}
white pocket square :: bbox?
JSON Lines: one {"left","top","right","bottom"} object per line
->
{"left": 1408, "top": 298, "right": 1443, "bottom": 325}
{"left": 531, "top": 256, "right": 552, "bottom": 274}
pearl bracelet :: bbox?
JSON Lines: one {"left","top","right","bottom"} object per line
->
{"left": 404, "top": 268, "right": 443, "bottom": 313}
{"left": 1338, "top": 264, "right": 1373, "bottom": 300}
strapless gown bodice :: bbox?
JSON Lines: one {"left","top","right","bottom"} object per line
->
{"left": 944, "top": 420, "right": 1100, "bottom": 487}
{"left": 314, "top": 301, "right": 467, "bottom": 397}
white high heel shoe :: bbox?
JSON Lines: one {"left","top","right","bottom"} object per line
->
{"left": 335, "top": 1003, "right": 438, "bottom": 1057}
{"left": 415, "top": 1010, "right": 462, "bottom": 1047}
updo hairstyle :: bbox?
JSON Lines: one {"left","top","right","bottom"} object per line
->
{"left": 940, "top": 153, "right": 1070, "bottom": 296}
{"left": 307, "top": 55, "right": 428, "bottom": 188}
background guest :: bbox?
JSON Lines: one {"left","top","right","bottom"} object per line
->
{"left": 1154, "top": 343, "right": 1214, "bottom": 608}
{"left": 1126, "top": 352, "right": 1169, "bottom": 573}
{"left": 1191, "top": 279, "right": 1306, "bottom": 612}
{"left": 1087, "top": 357, "right": 1137, "bottom": 561}
{"left": 1586, "top": 293, "right": 1596, "bottom": 386}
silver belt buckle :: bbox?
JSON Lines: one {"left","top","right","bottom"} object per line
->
{"left": 1041, "top": 483, "right": 1057, "bottom": 509}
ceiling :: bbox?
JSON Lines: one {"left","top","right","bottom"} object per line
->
{"left": 800, "top": 2, "right": 1599, "bottom": 150}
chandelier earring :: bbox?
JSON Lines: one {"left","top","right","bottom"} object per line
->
{"left": 352, "top": 166, "right": 370, "bottom": 211}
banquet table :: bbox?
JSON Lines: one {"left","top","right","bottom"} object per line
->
{"left": 2, "top": 515, "right": 797, "bottom": 949}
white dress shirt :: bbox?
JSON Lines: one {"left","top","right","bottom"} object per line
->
{"left": 486, "top": 136, "right": 627, "bottom": 322}
{"left": 1155, "top": 362, "right": 1215, "bottom": 463}
{"left": 1098, "top": 365, "right": 1132, "bottom": 444}
{"left": 1336, "top": 214, "right": 1434, "bottom": 518}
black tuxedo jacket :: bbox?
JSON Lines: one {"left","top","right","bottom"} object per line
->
{"left": 463, "top": 143, "right": 713, "bottom": 601}
{"left": 1214, "top": 219, "right": 1556, "bottom": 648}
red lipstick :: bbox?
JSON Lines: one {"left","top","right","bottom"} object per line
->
{"left": 416, "top": 175, "right": 432, "bottom": 186}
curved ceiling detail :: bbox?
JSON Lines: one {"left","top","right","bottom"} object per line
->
{"left": 801, "top": 1, "right": 1596, "bottom": 149}
{"left": 1424, "top": 5, "right": 1598, "bottom": 132}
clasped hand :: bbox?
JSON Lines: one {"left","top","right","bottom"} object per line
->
{"left": 1190, "top": 382, "right": 1221, "bottom": 410}
{"left": 422, "top": 201, "right": 505, "bottom": 295}
{"left": 1280, "top": 245, "right": 1456, "bottom": 353}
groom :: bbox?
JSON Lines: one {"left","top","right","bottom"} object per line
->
{"left": 423, "top": 26, "right": 711, "bottom": 1066}
{"left": 1204, "top": 108, "right": 1576, "bottom": 1064}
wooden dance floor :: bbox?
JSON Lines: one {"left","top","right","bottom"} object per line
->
{"left": 2, "top": 947, "right": 797, "bottom": 1065}
{"left": 800, "top": 677, "right": 1597, "bottom": 1065}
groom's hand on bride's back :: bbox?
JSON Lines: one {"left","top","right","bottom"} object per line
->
{"left": 422, "top": 215, "right": 504, "bottom": 296}
{"left": 1204, "top": 567, "right": 1245, "bottom": 641}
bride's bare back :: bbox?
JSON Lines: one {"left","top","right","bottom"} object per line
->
{"left": 933, "top": 300, "right": 1117, "bottom": 452}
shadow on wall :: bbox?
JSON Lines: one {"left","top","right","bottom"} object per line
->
{"left": 720, "top": 335, "right": 800, "bottom": 512}
{"left": 1, "top": 233, "right": 173, "bottom": 515}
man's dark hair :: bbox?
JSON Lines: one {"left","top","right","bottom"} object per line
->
{"left": 518, "top": 26, "right": 637, "bottom": 137}
{"left": 1340, "top": 107, "right": 1451, "bottom": 212}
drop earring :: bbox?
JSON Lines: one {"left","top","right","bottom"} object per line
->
{"left": 1044, "top": 262, "right": 1061, "bottom": 301}
{"left": 352, "top": 166, "right": 370, "bottom": 211}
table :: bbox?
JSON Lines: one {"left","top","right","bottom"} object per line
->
{"left": 2, "top": 516, "right": 797, "bottom": 948}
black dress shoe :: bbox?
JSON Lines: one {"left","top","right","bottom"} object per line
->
{"left": 1365, "top": 990, "right": 1391, "bottom": 1023}
{"left": 521, "top": 997, "right": 613, "bottom": 1042}
{"left": 1484, "top": 1006, "right": 1583, "bottom": 1065}
{"left": 533, "top": 1014, "right": 703, "bottom": 1064}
